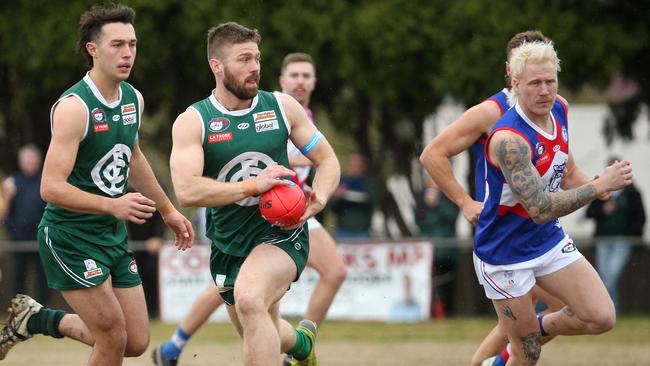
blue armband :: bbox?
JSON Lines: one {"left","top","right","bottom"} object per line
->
{"left": 299, "top": 131, "right": 323, "bottom": 155}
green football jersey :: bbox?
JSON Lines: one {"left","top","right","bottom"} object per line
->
{"left": 192, "top": 90, "right": 292, "bottom": 257}
{"left": 40, "top": 74, "right": 141, "bottom": 246}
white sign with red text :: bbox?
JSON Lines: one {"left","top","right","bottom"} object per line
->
{"left": 159, "top": 241, "right": 433, "bottom": 323}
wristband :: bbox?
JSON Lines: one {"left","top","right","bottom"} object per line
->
{"left": 160, "top": 201, "right": 176, "bottom": 216}
{"left": 242, "top": 179, "right": 259, "bottom": 196}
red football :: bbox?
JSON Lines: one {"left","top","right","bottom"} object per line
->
{"left": 259, "top": 182, "right": 306, "bottom": 226}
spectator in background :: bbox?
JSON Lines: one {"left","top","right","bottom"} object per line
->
{"left": 126, "top": 186, "right": 167, "bottom": 319}
{"left": 586, "top": 156, "right": 646, "bottom": 312}
{"left": 415, "top": 177, "right": 459, "bottom": 316}
{"left": 331, "top": 153, "right": 377, "bottom": 240}
{"left": 0, "top": 144, "right": 49, "bottom": 304}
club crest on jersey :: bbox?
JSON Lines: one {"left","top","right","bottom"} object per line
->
{"left": 536, "top": 142, "right": 546, "bottom": 156}
{"left": 217, "top": 152, "right": 276, "bottom": 206}
{"left": 91, "top": 144, "right": 132, "bottom": 196}
{"left": 209, "top": 117, "right": 230, "bottom": 132}
{"left": 561, "top": 127, "right": 568, "bottom": 143}
{"left": 253, "top": 110, "right": 276, "bottom": 123}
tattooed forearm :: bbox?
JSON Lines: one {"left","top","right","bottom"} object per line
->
{"left": 496, "top": 137, "right": 598, "bottom": 223}
{"left": 563, "top": 306, "right": 575, "bottom": 317}
{"left": 501, "top": 305, "right": 517, "bottom": 320}
{"left": 520, "top": 332, "right": 542, "bottom": 363}
{"left": 545, "top": 184, "right": 598, "bottom": 220}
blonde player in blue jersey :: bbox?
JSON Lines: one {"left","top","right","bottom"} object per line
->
{"left": 471, "top": 41, "right": 629, "bottom": 365}
{"left": 153, "top": 52, "right": 346, "bottom": 366}
{"left": 167, "top": 23, "right": 340, "bottom": 366}
{"left": 420, "top": 31, "right": 616, "bottom": 366}
{"left": 0, "top": 4, "right": 194, "bottom": 365}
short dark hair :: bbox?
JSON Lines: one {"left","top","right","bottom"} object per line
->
{"left": 77, "top": 4, "right": 136, "bottom": 68}
{"left": 505, "top": 30, "right": 550, "bottom": 87}
{"left": 207, "top": 22, "right": 261, "bottom": 61}
{"left": 281, "top": 53, "right": 316, "bottom": 74}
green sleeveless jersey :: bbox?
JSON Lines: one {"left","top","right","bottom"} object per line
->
{"left": 40, "top": 74, "right": 141, "bottom": 246}
{"left": 192, "top": 91, "right": 292, "bottom": 257}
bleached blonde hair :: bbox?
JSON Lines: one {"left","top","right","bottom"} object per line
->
{"left": 508, "top": 41, "right": 561, "bottom": 105}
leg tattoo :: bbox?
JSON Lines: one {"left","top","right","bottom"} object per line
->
{"left": 520, "top": 332, "right": 541, "bottom": 364}
{"left": 502, "top": 305, "right": 518, "bottom": 321}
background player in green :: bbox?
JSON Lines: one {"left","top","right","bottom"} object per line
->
{"left": 0, "top": 4, "right": 194, "bottom": 366}
{"left": 153, "top": 53, "right": 347, "bottom": 366}
{"left": 168, "top": 22, "right": 340, "bottom": 366}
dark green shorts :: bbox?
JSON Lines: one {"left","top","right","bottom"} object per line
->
{"left": 210, "top": 223, "right": 309, "bottom": 305}
{"left": 38, "top": 226, "right": 141, "bottom": 290}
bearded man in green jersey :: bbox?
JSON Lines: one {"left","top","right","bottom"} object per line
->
{"left": 168, "top": 22, "right": 340, "bottom": 366}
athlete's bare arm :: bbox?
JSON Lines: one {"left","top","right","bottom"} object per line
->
{"left": 170, "top": 109, "right": 295, "bottom": 208}
{"left": 280, "top": 93, "right": 340, "bottom": 222}
{"left": 41, "top": 96, "right": 157, "bottom": 224}
{"left": 488, "top": 130, "right": 633, "bottom": 224}
{"left": 289, "top": 155, "right": 312, "bottom": 168}
{"left": 420, "top": 100, "right": 501, "bottom": 225}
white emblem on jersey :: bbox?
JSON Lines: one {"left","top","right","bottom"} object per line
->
{"left": 237, "top": 122, "right": 250, "bottom": 130}
{"left": 217, "top": 152, "right": 276, "bottom": 206}
{"left": 91, "top": 144, "right": 132, "bottom": 196}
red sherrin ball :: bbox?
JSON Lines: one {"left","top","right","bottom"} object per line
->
{"left": 259, "top": 183, "right": 306, "bottom": 226}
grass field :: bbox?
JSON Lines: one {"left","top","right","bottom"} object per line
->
{"left": 2, "top": 317, "right": 649, "bottom": 365}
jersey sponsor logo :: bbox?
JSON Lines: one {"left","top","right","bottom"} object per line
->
{"left": 208, "top": 132, "right": 233, "bottom": 143}
{"left": 122, "top": 113, "right": 137, "bottom": 125}
{"left": 217, "top": 152, "right": 276, "bottom": 206}
{"left": 253, "top": 110, "right": 276, "bottom": 122}
{"left": 91, "top": 108, "right": 106, "bottom": 123}
{"left": 255, "top": 120, "right": 279, "bottom": 133}
{"left": 128, "top": 260, "right": 138, "bottom": 274}
{"left": 553, "top": 145, "right": 560, "bottom": 152}
{"left": 294, "top": 242, "right": 302, "bottom": 250}
{"left": 84, "top": 267, "right": 103, "bottom": 279}
{"left": 112, "top": 114, "right": 121, "bottom": 122}
{"left": 121, "top": 103, "right": 136, "bottom": 115}
{"left": 561, "top": 126, "right": 568, "bottom": 143}
{"left": 94, "top": 123, "right": 109, "bottom": 133}
{"left": 237, "top": 122, "right": 250, "bottom": 130}
{"left": 209, "top": 117, "right": 230, "bottom": 132}
{"left": 91, "top": 144, "right": 132, "bottom": 196}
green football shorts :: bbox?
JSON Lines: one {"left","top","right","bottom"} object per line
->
{"left": 210, "top": 222, "right": 309, "bottom": 305}
{"left": 38, "top": 226, "right": 141, "bottom": 290}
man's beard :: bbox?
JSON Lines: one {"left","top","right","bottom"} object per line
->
{"left": 223, "top": 67, "right": 259, "bottom": 100}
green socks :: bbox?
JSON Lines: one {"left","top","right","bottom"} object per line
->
{"left": 288, "top": 328, "right": 312, "bottom": 361}
{"left": 26, "top": 308, "right": 66, "bottom": 339}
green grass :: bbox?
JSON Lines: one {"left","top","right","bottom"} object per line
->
{"left": 3, "top": 316, "right": 649, "bottom": 365}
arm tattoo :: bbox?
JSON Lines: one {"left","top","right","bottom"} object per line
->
{"left": 563, "top": 306, "right": 575, "bottom": 317}
{"left": 501, "top": 305, "right": 517, "bottom": 320}
{"left": 496, "top": 137, "right": 597, "bottom": 223}
{"left": 520, "top": 332, "right": 542, "bottom": 363}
